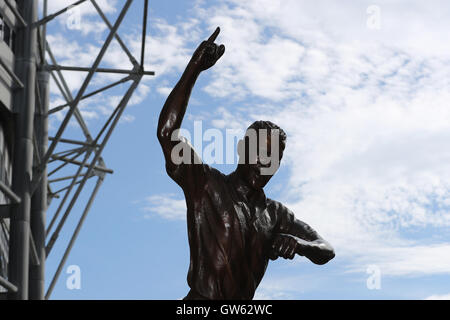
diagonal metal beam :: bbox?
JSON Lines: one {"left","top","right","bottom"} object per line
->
{"left": 48, "top": 147, "right": 85, "bottom": 165}
{"left": 0, "top": 276, "right": 18, "bottom": 293}
{"left": 31, "top": 0, "right": 134, "bottom": 194}
{"left": 52, "top": 147, "right": 85, "bottom": 157}
{"left": 0, "top": 57, "right": 24, "bottom": 89}
{"left": 51, "top": 177, "right": 93, "bottom": 196}
{"left": 48, "top": 75, "right": 132, "bottom": 115}
{"left": 29, "top": 232, "right": 40, "bottom": 266}
{"left": 49, "top": 155, "right": 113, "bottom": 175}
{"left": 51, "top": 148, "right": 86, "bottom": 159}
{"left": 34, "top": 0, "right": 89, "bottom": 27}
{"left": 48, "top": 173, "right": 88, "bottom": 184}
{"left": 0, "top": 181, "right": 21, "bottom": 204}
{"left": 141, "top": 0, "right": 149, "bottom": 68}
{"left": 48, "top": 149, "right": 85, "bottom": 177}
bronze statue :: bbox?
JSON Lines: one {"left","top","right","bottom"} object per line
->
{"left": 157, "top": 27, "right": 335, "bottom": 300}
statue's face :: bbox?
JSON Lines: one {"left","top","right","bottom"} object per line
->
{"left": 238, "top": 132, "right": 283, "bottom": 190}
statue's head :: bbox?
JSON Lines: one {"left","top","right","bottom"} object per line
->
{"left": 237, "top": 120, "right": 287, "bottom": 190}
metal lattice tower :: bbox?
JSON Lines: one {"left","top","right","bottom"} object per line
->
{"left": 0, "top": 0, "right": 153, "bottom": 300}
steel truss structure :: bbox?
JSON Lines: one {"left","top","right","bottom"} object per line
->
{"left": 0, "top": 0, "right": 153, "bottom": 299}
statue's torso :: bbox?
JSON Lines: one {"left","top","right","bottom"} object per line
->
{"left": 183, "top": 165, "right": 279, "bottom": 299}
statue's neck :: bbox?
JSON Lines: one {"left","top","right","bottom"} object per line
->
{"left": 232, "top": 166, "right": 264, "bottom": 203}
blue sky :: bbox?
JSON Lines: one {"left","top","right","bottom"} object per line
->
{"left": 41, "top": 0, "right": 450, "bottom": 299}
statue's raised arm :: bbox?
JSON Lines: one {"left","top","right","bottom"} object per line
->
{"left": 157, "top": 27, "right": 225, "bottom": 174}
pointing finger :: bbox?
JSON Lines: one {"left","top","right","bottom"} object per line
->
{"left": 207, "top": 27, "right": 220, "bottom": 44}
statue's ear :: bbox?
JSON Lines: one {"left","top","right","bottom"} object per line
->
{"left": 237, "top": 139, "right": 244, "bottom": 158}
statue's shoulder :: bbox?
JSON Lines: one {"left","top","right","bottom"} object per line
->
{"left": 266, "top": 197, "right": 282, "bottom": 210}
{"left": 265, "top": 198, "right": 281, "bottom": 215}
{"left": 266, "top": 198, "right": 293, "bottom": 219}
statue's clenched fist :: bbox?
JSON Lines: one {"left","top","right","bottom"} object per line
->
{"left": 269, "top": 233, "right": 301, "bottom": 260}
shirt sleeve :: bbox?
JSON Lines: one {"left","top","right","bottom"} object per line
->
{"left": 165, "top": 135, "right": 208, "bottom": 192}
{"left": 269, "top": 199, "right": 320, "bottom": 241}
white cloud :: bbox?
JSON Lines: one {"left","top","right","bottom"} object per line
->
{"left": 142, "top": 194, "right": 186, "bottom": 221}
{"left": 253, "top": 290, "right": 293, "bottom": 300}
{"left": 254, "top": 272, "right": 336, "bottom": 300}
{"left": 425, "top": 293, "right": 450, "bottom": 300}
{"left": 119, "top": 114, "right": 135, "bottom": 124}
{"left": 347, "top": 244, "right": 450, "bottom": 277}
{"left": 156, "top": 87, "right": 172, "bottom": 97}
{"left": 129, "top": 84, "right": 151, "bottom": 106}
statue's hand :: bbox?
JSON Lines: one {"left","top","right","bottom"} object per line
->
{"left": 269, "top": 233, "right": 300, "bottom": 260}
{"left": 190, "top": 27, "right": 225, "bottom": 72}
